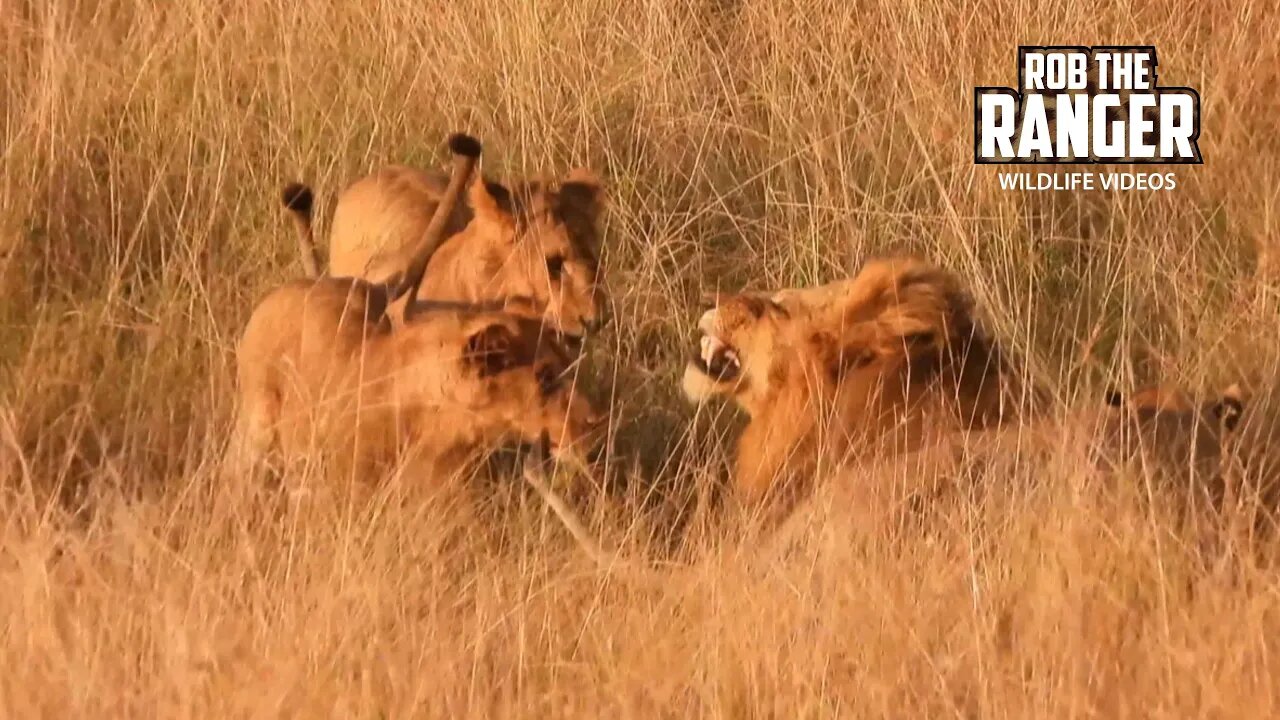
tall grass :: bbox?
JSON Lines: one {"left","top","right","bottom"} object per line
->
{"left": 3, "top": 0, "right": 1280, "bottom": 715}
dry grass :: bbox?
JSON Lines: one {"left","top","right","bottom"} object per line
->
{"left": 3, "top": 0, "right": 1280, "bottom": 716}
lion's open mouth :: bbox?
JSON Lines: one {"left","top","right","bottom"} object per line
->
{"left": 691, "top": 333, "right": 741, "bottom": 381}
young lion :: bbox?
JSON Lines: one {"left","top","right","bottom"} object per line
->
{"left": 683, "top": 256, "right": 1028, "bottom": 507}
{"left": 1095, "top": 384, "right": 1248, "bottom": 497}
{"left": 234, "top": 285, "right": 602, "bottom": 482}
{"left": 286, "top": 161, "right": 609, "bottom": 347}
{"left": 233, "top": 134, "right": 602, "bottom": 484}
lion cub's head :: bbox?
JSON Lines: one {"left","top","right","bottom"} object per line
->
{"left": 1103, "top": 382, "right": 1245, "bottom": 429}
{"left": 397, "top": 306, "right": 605, "bottom": 465}
{"left": 1096, "top": 383, "right": 1246, "bottom": 470}
{"left": 460, "top": 170, "right": 608, "bottom": 345}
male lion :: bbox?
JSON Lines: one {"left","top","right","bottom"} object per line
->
{"left": 232, "top": 133, "right": 602, "bottom": 485}
{"left": 682, "top": 256, "right": 1028, "bottom": 508}
{"left": 287, "top": 158, "right": 608, "bottom": 347}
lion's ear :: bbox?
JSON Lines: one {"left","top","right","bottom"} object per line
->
{"left": 810, "top": 330, "right": 876, "bottom": 382}
{"left": 1104, "top": 388, "right": 1125, "bottom": 407}
{"left": 696, "top": 290, "right": 784, "bottom": 318}
{"left": 869, "top": 306, "right": 947, "bottom": 359}
{"left": 700, "top": 291, "right": 731, "bottom": 309}
{"left": 558, "top": 168, "right": 606, "bottom": 249}
{"left": 463, "top": 321, "right": 523, "bottom": 377}
{"left": 1214, "top": 395, "right": 1245, "bottom": 431}
{"left": 818, "top": 323, "right": 939, "bottom": 382}
{"left": 559, "top": 168, "right": 605, "bottom": 218}
{"left": 468, "top": 176, "right": 515, "bottom": 231}
{"left": 1215, "top": 383, "right": 1246, "bottom": 431}
{"left": 768, "top": 289, "right": 807, "bottom": 315}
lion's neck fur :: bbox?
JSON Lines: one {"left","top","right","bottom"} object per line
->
{"left": 732, "top": 348, "right": 837, "bottom": 504}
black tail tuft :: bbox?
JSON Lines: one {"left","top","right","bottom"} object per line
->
{"left": 1104, "top": 388, "right": 1124, "bottom": 407}
{"left": 281, "top": 183, "right": 314, "bottom": 214}
{"left": 447, "top": 133, "right": 483, "bottom": 159}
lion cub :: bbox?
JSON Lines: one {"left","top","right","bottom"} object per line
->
{"left": 232, "top": 133, "right": 602, "bottom": 484}
{"left": 287, "top": 157, "right": 609, "bottom": 347}
{"left": 1094, "top": 383, "right": 1248, "bottom": 492}
{"left": 233, "top": 280, "right": 601, "bottom": 482}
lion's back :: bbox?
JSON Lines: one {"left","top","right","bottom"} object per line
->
{"left": 237, "top": 278, "right": 389, "bottom": 388}
{"left": 328, "top": 165, "right": 457, "bottom": 282}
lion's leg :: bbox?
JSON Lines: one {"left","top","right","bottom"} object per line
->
{"left": 225, "top": 384, "right": 281, "bottom": 483}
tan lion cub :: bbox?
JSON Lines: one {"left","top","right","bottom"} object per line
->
{"left": 231, "top": 134, "right": 602, "bottom": 484}
{"left": 285, "top": 156, "right": 609, "bottom": 348}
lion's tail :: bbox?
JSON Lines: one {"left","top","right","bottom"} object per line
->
{"left": 281, "top": 182, "right": 322, "bottom": 278}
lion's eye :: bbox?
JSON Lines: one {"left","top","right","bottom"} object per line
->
{"left": 546, "top": 255, "right": 565, "bottom": 281}
{"left": 536, "top": 365, "right": 560, "bottom": 396}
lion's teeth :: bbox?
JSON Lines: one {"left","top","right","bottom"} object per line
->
{"left": 700, "top": 335, "right": 725, "bottom": 365}
{"left": 723, "top": 348, "right": 739, "bottom": 368}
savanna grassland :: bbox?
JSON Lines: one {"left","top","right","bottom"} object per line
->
{"left": 3, "top": 0, "right": 1280, "bottom": 716}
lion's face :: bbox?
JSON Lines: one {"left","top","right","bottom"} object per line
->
{"left": 1104, "top": 384, "right": 1245, "bottom": 426}
{"left": 466, "top": 172, "right": 607, "bottom": 345}
{"left": 404, "top": 311, "right": 604, "bottom": 463}
{"left": 680, "top": 259, "right": 971, "bottom": 418}
{"left": 1094, "top": 383, "right": 1246, "bottom": 473}
{"left": 681, "top": 292, "right": 801, "bottom": 414}
{"left": 1104, "top": 384, "right": 1200, "bottom": 413}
